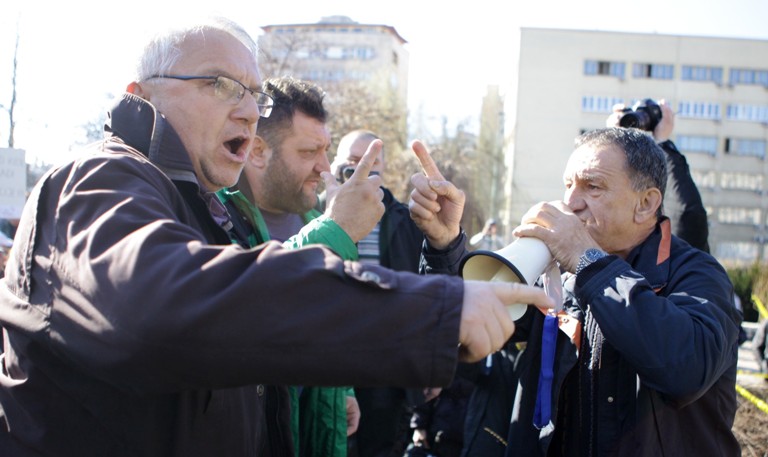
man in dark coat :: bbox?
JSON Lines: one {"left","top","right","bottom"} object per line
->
{"left": 331, "top": 130, "right": 426, "bottom": 457}
{"left": 0, "top": 17, "right": 553, "bottom": 457}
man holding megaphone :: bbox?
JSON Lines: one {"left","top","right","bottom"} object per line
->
{"left": 408, "top": 128, "right": 742, "bottom": 457}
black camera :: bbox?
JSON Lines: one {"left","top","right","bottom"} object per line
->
{"left": 618, "top": 98, "right": 663, "bottom": 132}
{"left": 339, "top": 166, "right": 379, "bottom": 183}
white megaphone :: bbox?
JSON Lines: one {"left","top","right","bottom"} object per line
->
{"left": 459, "top": 237, "right": 554, "bottom": 320}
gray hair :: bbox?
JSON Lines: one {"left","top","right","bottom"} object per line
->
{"left": 135, "top": 16, "right": 258, "bottom": 81}
{"left": 575, "top": 127, "right": 667, "bottom": 217}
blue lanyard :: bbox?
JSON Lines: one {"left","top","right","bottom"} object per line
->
{"left": 533, "top": 312, "right": 558, "bottom": 429}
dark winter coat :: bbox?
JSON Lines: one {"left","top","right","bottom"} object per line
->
{"left": 0, "top": 93, "right": 465, "bottom": 457}
{"left": 427, "top": 220, "right": 742, "bottom": 457}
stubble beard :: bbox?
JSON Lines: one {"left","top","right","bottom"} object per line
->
{"left": 262, "top": 155, "right": 317, "bottom": 214}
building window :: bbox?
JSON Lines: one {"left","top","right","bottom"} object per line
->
{"left": 677, "top": 101, "right": 721, "bottom": 120}
{"left": 716, "top": 241, "right": 759, "bottom": 264}
{"left": 581, "top": 95, "right": 624, "bottom": 113}
{"left": 691, "top": 170, "right": 717, "bottom": 190}
{"left": 718, "top": 207, "right": 762, "bottom": 225}
{"left": 325, "top": 46, "right": 344, "bottom": 59}
{"left": 720, "top": 172, "right": 764, "bottom": 192}
{"left": 354, "top": 47, "right": 375, "bottom": 60}
{"left": 726, "top": 104, "right": 768, "bottom": 122}
{"left": 346, "top": 69, "right": 371, "bottom": 81}
{"left": 676, "top": 135, "right": 718, "bottom": 156}
{"left": 729, "top": 68, "right": 768, "bottom": 87}
{"left": 584, "top": 60, "right": 625, "bottom": 79}
{"left": 681, "top": 65, "right": 723, "bottom": 85}
{"left": 724, "top": 138, "right": 767, "bottom": 159}
{"left": 632, "top": 63, "right": 674, "bottom": 80}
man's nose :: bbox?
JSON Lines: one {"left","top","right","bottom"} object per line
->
{"left": 316, "top": 152, "right": 331, "bottom": 173}
{"left": 564, "top": 187, "right": 585, "bottom": 211}
{"left": 233, "top": 92, "right": 260, "bottom": 126}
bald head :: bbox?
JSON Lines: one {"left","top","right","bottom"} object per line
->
{"left": 331, "top": 129, "right": 385, "bottom": 179}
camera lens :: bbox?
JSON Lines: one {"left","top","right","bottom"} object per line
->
{"left": 619, "top": 111, "right": 651, "bottom": 130}
{"left": 342, "top": 166, "right": 355, "bottom": 182}
{"left": 339, "top": 166, "right": 380, "bottom": 183}
{"left": 617, "top": 98, "right": 662, "bottom": 132}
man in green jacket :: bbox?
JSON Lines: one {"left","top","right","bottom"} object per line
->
{"left": 217, "top": 76, "right": 379, "bottom": 457}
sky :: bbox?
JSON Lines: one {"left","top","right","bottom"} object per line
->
{"left": 1, "top": 0, "right": 767, "bottom": 165}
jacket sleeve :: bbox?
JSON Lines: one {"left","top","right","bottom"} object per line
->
{"left": 420, "top": 232, "right": 469, "bottom": 276}
{"left": 4, "top": 154, "right": 463, "bottom": 393}
{"left": 574, "top": 248, "right": 740, "bottom": 405}
{"left": 660, "top": 140, "right": 710, "bottom": 253}
{"left": 284, "top": 214, "right": 359, "bottom": 261}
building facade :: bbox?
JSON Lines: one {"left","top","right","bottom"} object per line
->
{"left": 505, "top": 28, "right": 768, "bottom": 265}
{"left": 258, "top": 15, "right": 409, "bottom": 111}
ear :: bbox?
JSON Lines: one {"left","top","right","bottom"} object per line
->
{"left": 127, "top": 81, "right": 144, "bottom": 97}
{"left": 634, "top": 187, "right": 663, "bottom": 224}
{"left": 248, "top": 136, "right": 270, "bottom": 169}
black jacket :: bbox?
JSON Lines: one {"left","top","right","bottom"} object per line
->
{"left": 378, "top": 187, "right": 425, "bottom": 272}
{"left": 0, "top": 94, "right": 466, "bottom": 457}
{"left": 349, "top": 187, "right": 429, "bottom": 457}
{"left": 659, "top": 140, "right": 710, "bottom": 253}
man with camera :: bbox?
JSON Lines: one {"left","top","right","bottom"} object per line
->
{"left": 408, "top": 121, "right": 742, "bottom": 455}
{"left": 330, "top": 130, "right": 424, "bottom": 270}
{"left": 329, "top": 129, "right": 429, "bottom": 457}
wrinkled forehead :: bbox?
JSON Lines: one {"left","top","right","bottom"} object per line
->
{"left": 176, "top": 28, "right": 260, "bottom": 80}
{"left": 564, "top": 144, "right": 626, "bottom": 180}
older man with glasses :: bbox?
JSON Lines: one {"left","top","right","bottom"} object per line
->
{"left": 0, "top": 16, "right": 553, "bottom": 457}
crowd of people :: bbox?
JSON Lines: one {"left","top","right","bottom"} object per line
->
{"left": 0, "top": 14, "right": 755, "bottom": 457}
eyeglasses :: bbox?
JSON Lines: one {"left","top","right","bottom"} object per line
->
{"left": 147, "top": 74, "right": 274, "bottom": 118}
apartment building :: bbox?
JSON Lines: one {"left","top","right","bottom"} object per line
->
{"left": 504, "top": 27, "right": 768, "bottom": 265}
{"left": 258, "top": 15, "right": 409, "bottom": 110}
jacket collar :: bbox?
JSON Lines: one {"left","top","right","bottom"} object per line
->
{"left": 624, "top": 217, "right": 672, "bottom": 292}
{"left": 105, "top": 93, "right": 198, "bottom": 187}
{"left": 382, "top": 186, "right": 395, "bottom": 206}
{"left": 105, "top": 93, "right": 233, "bottom": 233}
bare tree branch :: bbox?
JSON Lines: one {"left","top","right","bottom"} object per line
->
{"left": 4, "top": 19, "right": 20, "bottom": 148}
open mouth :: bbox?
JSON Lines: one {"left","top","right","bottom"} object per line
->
{"left": 224, "top": 136, "right": 247, "bottom": 156}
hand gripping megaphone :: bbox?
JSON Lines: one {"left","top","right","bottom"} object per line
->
{"left": 459, "top": 237, "right": 554, "bottom": 320}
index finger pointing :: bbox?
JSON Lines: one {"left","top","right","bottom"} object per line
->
{"left": 495, "top": 282, "right": 555, "bottom": 311}
{"left": 411, "top": 140, "right": 445, "bottom": 181}
{"left": 349, "top": 139, "right": 382, "bottom": 181}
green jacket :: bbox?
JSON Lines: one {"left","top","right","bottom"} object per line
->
{"left": 217, "top": 188, "right": 355, "bottom": 457}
